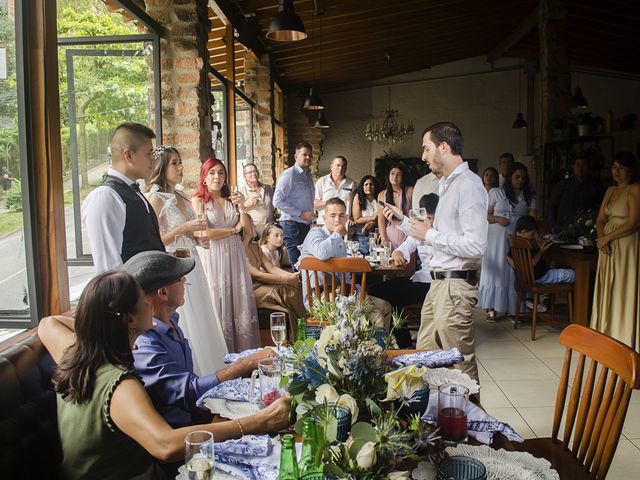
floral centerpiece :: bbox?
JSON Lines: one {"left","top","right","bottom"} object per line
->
{"left": 558, "top": 208, "right": 597, "bottom": 245}
{"left": 284, "top": 295, "right": 443, "bottom": 479}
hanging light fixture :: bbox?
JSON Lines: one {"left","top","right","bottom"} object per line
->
{"left": 266, "top": 0, "right": 307, "bottom": 42}
{"left": 512, "top": 64, "right": 528, "bottom": 129}
{"left": 365, "top": 53, "right": 414, "bottom": 145}
{"left": 570, "top": 72, "right": 589, "bottom": 110}
{"left": 314, "top": 111, "right": 330, "bottom": 128}
{"left": 303, "top": 10, "right": 324, "bottom": 110}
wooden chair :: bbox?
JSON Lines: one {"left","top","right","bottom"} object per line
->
{"left": 508, "top": 235, "right": 574, "bottom": 340}
{"left": 299, "top": 256, "right": 371, "bottom": 303}
{"left": 513, "top": 325, "right": 640, "bottom": 479}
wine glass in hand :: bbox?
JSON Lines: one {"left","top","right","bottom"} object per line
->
{"left": 270, "top": 312, "right": 287, "bottom": 358}
{"left": 409, "top": 208, "right": 428, "bottom": 245}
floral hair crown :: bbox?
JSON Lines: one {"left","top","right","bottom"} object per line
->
{"left": 152, "top": 145, "right": 172, "bottom": 162}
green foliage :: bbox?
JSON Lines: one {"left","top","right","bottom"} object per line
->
{"left": 4, "top": 180, "right": 22, "bottom": 212}
{"left": 0, "top": 210, "right": 23, "bottom": 237}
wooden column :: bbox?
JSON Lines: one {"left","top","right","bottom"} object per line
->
{"left": 225, "top": 23, "right": 237, "bottom": 185}
{"left": 539, "top": 0, "right": 571, "bottom": 146}
{"left": 17, "top": 0, "right": 70, "bottom": 317}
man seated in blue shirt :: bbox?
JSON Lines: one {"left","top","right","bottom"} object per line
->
{"left": 124, "top": 251, "right": 274, "bottom": 427}
{"left": 298, "top": 197, "right": 392, "bottom": 329}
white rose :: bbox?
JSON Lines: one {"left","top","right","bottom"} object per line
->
{"left": 356, "top": 441, "right": 377, "bottom": 469}
{"left": 315, "top": 383, "right": 339, "bottom": 405}
{"left": 337, "top": 394, "right": 359, "bottom": 425}
{"left": 388, "top": 471, "right": 411, "bottom": 480}
{"left": 316, "top": 325, "right": 336, "bottom": 367}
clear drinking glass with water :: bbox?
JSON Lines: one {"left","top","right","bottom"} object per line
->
{"left": 185, "top": 431, "right": 214, "bottom": 480}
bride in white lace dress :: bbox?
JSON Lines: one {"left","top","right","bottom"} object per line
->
{"left": 146, "top": 146, "right": 228, "bottom": 375}
{"left": 192, "top": 157, "right": 260, "bottom": 352}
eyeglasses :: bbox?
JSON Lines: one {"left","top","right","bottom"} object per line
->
{"left": 244, "top": 170, "right": 258, "bottom": 176}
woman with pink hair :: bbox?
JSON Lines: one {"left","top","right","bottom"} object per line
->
{"left": 192, "top": 158, "right": 260, "bottom": 351}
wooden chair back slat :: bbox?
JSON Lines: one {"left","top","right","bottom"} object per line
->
{"left": 300, "top": 257, "right": 372, "bottom": 305}
{"left": 592, "top": 380, "right": 628, "bottom": 476}
{"left": 571, "top": 357, "right": 598, "bottom": 456}
{"left": 577, "top": 364, "right": 609, "bottom": 463}
{"left": 596, "top": 386, "right": 633, "bottom": 479}
{"left": 553, "top": 348, "right": 572, "bottom": 440}
{"left": 508, "top": 235, "right": 536, "bottom": 288}
{"left": 551, "top": 325, "right": 640, "bottom": 479}
{"left": 560, "top": 353, "right": 585, "bottom": 446}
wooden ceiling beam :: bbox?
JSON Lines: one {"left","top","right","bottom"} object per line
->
{"left": 487, "top": 4, "right": 539, "bottom": 63}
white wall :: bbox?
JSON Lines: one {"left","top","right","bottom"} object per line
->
{"left": 318, "top": 56, "right": 640, "bottom": 185}
{"left": 319, "top": 56, "right": 531, "bottom": 183}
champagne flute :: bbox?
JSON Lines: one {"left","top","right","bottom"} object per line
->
{"left": 230, "top": 185, "right": 240, "bottom": 212}
{"left": 185, "top": 431, "right": 214, "bottom": 480}
{"left": 193, "top": 205, "right": 210, "bottom": 248}
{"left": 270, "top": 312, "right": 287, "bottom": 359}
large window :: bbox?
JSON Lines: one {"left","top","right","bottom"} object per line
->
{"left": 0, "top": 2, "right": 30, "bottom": 325}
{"left": 57, "top": 0, "right": 161, "bottom": 301}
{"left": 235, "top": 90, "right": 254, "bottom": 183}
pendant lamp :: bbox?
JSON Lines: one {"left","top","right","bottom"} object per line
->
{"left": 512, "top": 66, "right": 527, "bottom": 129}
{"left": 314, "top": 111, "right": 330, "bottom": 128}
{"left": 266, "top": 0, "right": 307, "bottom": 42}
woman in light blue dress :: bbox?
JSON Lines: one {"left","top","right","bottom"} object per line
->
{"left": 478, "top": 162, "right": 537, "bottom": 320}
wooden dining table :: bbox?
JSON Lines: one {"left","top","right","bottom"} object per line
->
{"left": 546, "top": 245, "right": 598, "bottom": 326}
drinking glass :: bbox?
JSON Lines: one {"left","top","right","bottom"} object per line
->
{"left": 174, "top": 234, "right": 191, "bottom": 258}
{"left": 185, "top": 431, "right": 214, "bottom": 480}
{"left": 437, "top": 384, "right": 469, "bottom": 442}
{"left": 409, "top": 208, "right": 428, "bottom": 245}
{"left": 368, "top": 233, "right": 378, "bottom": 258}
{"left": 193, "top": 213, "right": 210, "bottom": 249}
{"left": 380, "top": 241, "right": 392, "bottom": 267}
{"left": 270, "top": 312, "right": 287, "bottom": 354}
{"left": 250, "top": 358, "right": 283, "bottom": 408}
{"left": 346, "top": 240, "right": 359, "bottom": 257}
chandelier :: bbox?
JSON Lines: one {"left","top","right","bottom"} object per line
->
{"left": 365, "top": 109, "right": 414, "bottom": 145}
{"left": 365, "top": 53, "right": 414, "bottom": 145}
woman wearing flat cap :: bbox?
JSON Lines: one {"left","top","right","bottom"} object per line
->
{"left": 38, "top": 253, "right": 291, "bottom": 480}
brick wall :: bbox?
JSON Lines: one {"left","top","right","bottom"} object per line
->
{"left": 284, "top": 95, "right": 327, "bottom": 181}
{"left": 145, "top": 0, "right": 211, "bottom": 189}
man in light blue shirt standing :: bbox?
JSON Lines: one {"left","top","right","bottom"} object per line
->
{"left": 273, "top": 142, "right": 316, "bottom": 267}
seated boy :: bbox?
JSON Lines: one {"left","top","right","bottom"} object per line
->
{"left": 298, "top": 197, "right": 392, "bottom": 329}
{"left": 507, "top": 215, "right": 575, "bottom": 311}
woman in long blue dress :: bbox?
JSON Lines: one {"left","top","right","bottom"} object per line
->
{"left": 478, "top": 162, "right": 537, "bottom": 320}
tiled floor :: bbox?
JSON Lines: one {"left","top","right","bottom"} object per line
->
{"left": 473, "top": 309, "right": 640, "bottom": 478}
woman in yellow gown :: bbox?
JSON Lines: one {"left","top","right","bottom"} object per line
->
{"left": 591, "top": 151, "right": 640, "bottom": 350}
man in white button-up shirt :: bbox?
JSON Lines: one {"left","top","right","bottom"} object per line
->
{"left": 314, "top": 155, "right": 356, "bottom": 225}
{"left": 406, "top": 122, "right": 488, "bottom": 383}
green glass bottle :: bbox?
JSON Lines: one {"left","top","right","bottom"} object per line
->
{"left": 296, "top": 317, "right": 307, "bottom": 341}
{"left": 278, "top": 434, "right": 299, "bottom": 480}
{"left": 298, "top": 417, "right": 323, "bottom": 476}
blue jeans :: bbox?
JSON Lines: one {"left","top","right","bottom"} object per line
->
{"left": 282, "top": 221, "right": 310, "bottom": 269}
{"left": 536, "top": 268, "right": 575, "bottom": 284}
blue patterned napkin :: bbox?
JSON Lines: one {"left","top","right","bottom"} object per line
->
{"left": 216, "top": 435, "right": 272, "bottom": 457}
{"left": 224, "top": 347, "right": 293, "bottom": 364}
{"left": 422, "top": 393, "right": 524, "bottom": 445}
{"left": 196, "top": 378, "right": 258, "bottom": 406}
{"left": 392, "top": 348, "right": 464, "bottom": 369}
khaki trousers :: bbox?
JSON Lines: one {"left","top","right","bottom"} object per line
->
{"left": 417, "top": 278, "right": 479, "bottom": 383}
{"left": 369, "top": 295, "right": 392, "bottom": 330}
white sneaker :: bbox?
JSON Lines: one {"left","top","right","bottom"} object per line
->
{"left": 525, "top": 300, "right": 547, "bottom": 313}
